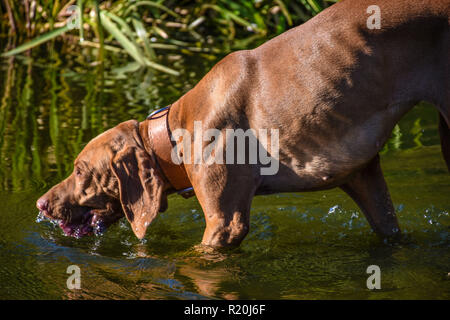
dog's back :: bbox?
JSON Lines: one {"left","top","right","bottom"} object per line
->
{"left": 247, "top": 0, "right": 449, "bottom": 177}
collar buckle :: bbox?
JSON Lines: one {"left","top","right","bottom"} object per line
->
{"left": 147, "top": 105, "right": 171, "bottom": 119}
{"left": 177, "top": 187, "right": 195, "bottom": 199}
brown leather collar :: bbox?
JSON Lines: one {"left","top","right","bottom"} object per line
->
{"left": 144, "top": 106, "right": 193, "bottom": 198}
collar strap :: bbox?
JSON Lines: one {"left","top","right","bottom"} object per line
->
{"left": 147, "top": 105, "right": 194, "bottom": 198}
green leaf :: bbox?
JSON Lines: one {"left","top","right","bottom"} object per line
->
{"left": 100, "top": 10, "right": 146, "bottom": 65}
{"left": 202, "top": 4, "right": 261, "bottom": 32}
{"left": 275, "top": 0, "right": 293, "bottom": 26}
{"left": 77, "top": 0, "right": 84, "bottom": 41}
{"left": 1, "top": 25, "right": 70, "bottom": 57}
{"left": 132, "top": 17, "right": 157, "bottom": 60}
{"left": 100, "top": 10, "right": 179, "bottom": 76}
{"left": 306, "top": 0, "right": 324, "bottom": 14}
{"left": 124, "top": 1, "right": 180, "bottom": 19}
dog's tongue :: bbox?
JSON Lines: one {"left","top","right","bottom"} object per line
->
{"left": 58, "top": 220, "right": 92, "bottom": 238}
{"left": 58, "top": 211, "right": 93, "bottom": 238}
{"left": 37, "top": 209, "right": 106, "bottom": 238}
{"left": 57, "top": 212, "right": 106, "bottom": 238}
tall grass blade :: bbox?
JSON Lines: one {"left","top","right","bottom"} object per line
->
{"left": 100, "top": 11, "right": 179, "bottom": 75}
{"left": 77, "top": 0, "right": 84, "bottom": 41}
{"left": 124, "top": 1, "right": 180, "bottom": 19}
{"left": 306, "top": 0, "right": 323, "bottom": 14}
{"left": 1, "top": 24, "right": 70, "bottom": 57}
{"left": 275, "top": 0, "right": 293, "bottom": 26}
{"left": 93, "top": 0, "right": 105, "bottom": 61}
{"left": 143, "top": 58, "right": 179, "bottom": 76}
{"left": 100, "top": 10, "right": 146, "bottom": 65}
{"left": 202, "top": 4, "right": 261, "bottom": 32}
{"left": 132, "top": 17, "right": 157, "bottom": 60}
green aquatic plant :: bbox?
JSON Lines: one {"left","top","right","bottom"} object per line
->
{"left": 1, "top": 1, "right": 338, "bottom": 73}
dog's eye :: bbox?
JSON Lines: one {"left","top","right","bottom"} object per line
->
{"left": 75, "top": 168, "right": 82, "bottom": 176}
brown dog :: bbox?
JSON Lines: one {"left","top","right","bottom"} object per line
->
{"left": 37, "top": 0, "right": 449, "bottom": 248}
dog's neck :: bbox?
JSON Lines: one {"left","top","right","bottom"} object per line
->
{"left": 139, "top": 107, "right": 193, "bottom": 197}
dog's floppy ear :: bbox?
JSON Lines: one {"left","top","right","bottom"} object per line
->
{"left": 111, "top": 146, "right": 165, "bottom": 239}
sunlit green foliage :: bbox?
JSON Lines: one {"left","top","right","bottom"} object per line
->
{"left": 1, "top": 1, "right": 339, "bottom": 72}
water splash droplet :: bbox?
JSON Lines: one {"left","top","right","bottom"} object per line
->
{"left": 328, "top": 205, "right": 339, "bottom": 215}
{"left": 36, "top": 211, "right": 48, "bottom": 223}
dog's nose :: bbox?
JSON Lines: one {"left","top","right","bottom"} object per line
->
{"left": 36, "top": 198, "right": 49, "bottom": 212}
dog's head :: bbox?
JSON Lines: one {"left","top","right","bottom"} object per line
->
{"left": 36, "top": 120, "right": 168, "bottom": 239}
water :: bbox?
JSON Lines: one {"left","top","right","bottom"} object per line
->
{"left": 0, "top": 42, "right": 449, "bottom": 300}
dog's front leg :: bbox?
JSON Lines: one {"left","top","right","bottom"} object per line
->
{"left": 189, "top": 164, "right": 258, "bottom": 249}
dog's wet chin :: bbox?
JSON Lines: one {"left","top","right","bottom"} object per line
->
{"left": 59, "top": 211, "right": 107, "bottom": 238}
{"left": 39, "top": 209, "right": 107, "bottom": 238}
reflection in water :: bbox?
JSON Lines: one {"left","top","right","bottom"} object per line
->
{"left": 0, "top": 46, "right": 213, "bottom": 191}
{"left": 0, "top": 43, "right": 448, "bottom": 300}
{"left": 178, "top": 259, "right": 239, "bottom": 300}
